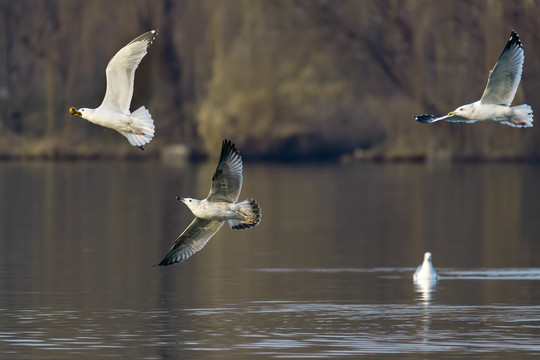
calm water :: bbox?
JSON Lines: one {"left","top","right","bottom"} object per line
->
{"left": 0, "top": 161, "right": 539, "bottom": 359}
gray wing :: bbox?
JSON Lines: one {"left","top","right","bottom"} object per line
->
{"left": 155, "top": 218, "right": 224, "bottom": 266}
{"left": 207, "top": 139, "right": 243, "bottom": 202}
{"left": 415, "top": 114, "right": 477, "bottom": 124}
{"left": 100, "top": 30, "right": 158, "bottom": 113}
{"left": 480, "top": 31, "right": 524, "bottom": 106}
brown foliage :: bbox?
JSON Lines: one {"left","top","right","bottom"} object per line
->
{"left": 1, "top": 0, "right": 539, "bottom": 160}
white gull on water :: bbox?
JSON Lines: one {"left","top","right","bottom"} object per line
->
{"left": 415, "top": 30, "right": 533, "bottom": 128}
{"left": 69, "top": 30, "right": 158, "bottom": 149}
{"left": 413, "top": 252, "right": 439, "bottom": 281}
{"left": 155, "top": 139, "right": 261, "bottom": 266}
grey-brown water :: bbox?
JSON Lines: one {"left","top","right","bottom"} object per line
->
{"left": 0, "top": 161, "right": 539, "bottom": 359}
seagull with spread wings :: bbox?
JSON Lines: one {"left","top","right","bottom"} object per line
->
{"left": 69, "top": 30, "right": 157, "bottom": 149}
{"left": 155, "top": 139, "right": 261, "bottom": 266}
{"left": 415, "top": 30, "right": 533, "bottom": 128}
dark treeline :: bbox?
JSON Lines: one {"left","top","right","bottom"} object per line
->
{"left": 1, "top": 0, "right": 539, "bottom": 160}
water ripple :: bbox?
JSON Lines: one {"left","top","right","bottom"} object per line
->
{"left": 0, "top": 301, "right": 538, "bottom": 358}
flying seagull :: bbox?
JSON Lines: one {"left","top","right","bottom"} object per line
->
{"left": 415, "top": 30, "right": 533, "bottom": 128}
{"left": 155, "top": 139, "right": 261, "bottom": 266}
{"left": 413, "top": 252, "right": 439, "bottom": 281}
{"left": 69, "top": 30, "right": 158, "bottom": 149}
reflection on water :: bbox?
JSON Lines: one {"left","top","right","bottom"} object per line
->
{"left": 414, "top": 272, "right": 438, "bottom": 351}
{"left": 0, "top": 161, "right": 539, "bottom": 359}
{"left": 414, "top": 276, "right": 438, "bottom": 303}
{"left": 0, "top": 268, "right": 538, "bottom": 359}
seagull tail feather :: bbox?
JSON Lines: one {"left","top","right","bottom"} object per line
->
{"left": 229, "top": 199, "right": 261, "bottom": 230}
{"left": 130, "top": 106, "right": 155, "bottom": 135}
{"left": 122, "top": 106, "right": 155, "bottom": 147}
{"left": 501, "top": 104, "right": 534, "bottom": 128}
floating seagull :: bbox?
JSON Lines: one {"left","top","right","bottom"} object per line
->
{"left": 413, "top": 252, "right": 439, "bottom": 281}
{"left": 415, "top": 30, "right": 533, "bottom": 128}
{"left": 155, "top": 139, "right": 261, "bottom": 266}
{"left": 69, "top": 30, "right": 158, "bottom": 149}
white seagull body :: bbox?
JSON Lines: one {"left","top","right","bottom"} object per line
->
{"left": 415, "top": 30, "right": 533, "bottom": 128}
{"left": 69, "top": 30, "right": 158, "bottom": 149}
{"left": 155, "top": 139, "right": 262, "bottom": 266}
{"left": 413, "top": 252, "right": 439, "bottom": 281}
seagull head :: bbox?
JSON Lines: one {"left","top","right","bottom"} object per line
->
{"left": 177, "top": 197, "right": 199, "bottom": 209}
{"left": 448, "top": 104, "right": 474, "bottom": 118}
{"left": 69, "top": 107, "right": 95, "bottom": 119}
{"left": 424, "top": 252, "right": 433, "bottom": 263}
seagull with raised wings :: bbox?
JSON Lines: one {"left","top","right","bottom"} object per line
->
{"left": 415, "top": 30, "right": 533, "bottom": 128}
{"left": 155, "top": 139, "right": 261, "bottom": 266}
{"left": 69, "top": 30, "right": 157, "bottom": 149}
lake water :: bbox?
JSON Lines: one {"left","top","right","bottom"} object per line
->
{"left": 0, "top": 160, "right": 539, "bottom": 359}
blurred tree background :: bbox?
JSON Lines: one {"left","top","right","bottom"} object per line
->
{"left": 0, "top": 0, "right": 539, "bottom": 160}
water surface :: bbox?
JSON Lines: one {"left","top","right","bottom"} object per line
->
{"left": 0, "top": 161, "right": 539, "bottom": 359}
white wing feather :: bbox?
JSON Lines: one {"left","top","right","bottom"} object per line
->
{"left": 100, "top": 30, "right": 157, "bottom": 113}
{"left": 208, "top": 139, "right": 244, "bottom": 202}
{"left": 480, "top": 31, "right": 524, "bottom": 106}
{"left": 415, "top": 114, "right": 477, "bottom": 124}
{"left": 155, "top": 218, "right": 224, "bottom": 266}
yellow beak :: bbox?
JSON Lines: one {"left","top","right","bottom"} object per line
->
{"left": 448, "top": 112, "right": 455, "bottom": 116}
{"left": 69, "top": 107, "right": 82, "bottom": 116}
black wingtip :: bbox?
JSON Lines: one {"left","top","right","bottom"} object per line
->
{"left": 222, "top": 138, "right": 237, "bottom": 152}
{"left": 505, "top": 30, "right": 522, "bottom": 51}
{"left": 129, "top": 30, "right": 159, "bottom": 48}
{"left": 414, "top": 114, "right": 437, "bottom": 123}
{"left": 150, "top": 29, "right": 158, "bottom": 44}
{"left": 153, "top": 261, "right": 171, "bottom": 267}
{"left": 153, "top": 258, "right": 172, "bottom": 267}
{"left": 138, "top": 146, "right": 145, "bottom": 150}
{"left": 219, "top": 139, "right": 240, "bottom": 162}
{"left": 155, "top": 258, "right": 178, "bottom": 267}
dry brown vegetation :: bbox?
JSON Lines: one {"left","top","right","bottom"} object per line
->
{"left": 1, "top": 0, "right": 540, "bottom": 160}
